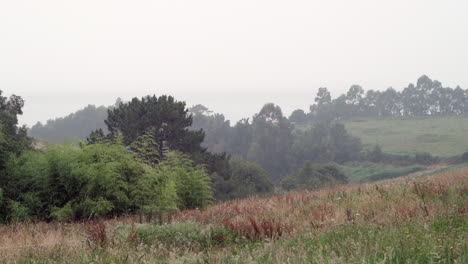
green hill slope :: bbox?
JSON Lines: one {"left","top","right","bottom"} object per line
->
{"left": 343, "top": 116, "right": 468, "bottom": 157}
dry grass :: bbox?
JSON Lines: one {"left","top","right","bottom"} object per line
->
{"left": 0, "top": 169, "right": 466, "bottom": 263}
{"left": 176, "top": 168, "right": 467, "bottom": 226}
{"left": 0, "top": 222, "right": 84, "bottom": 261}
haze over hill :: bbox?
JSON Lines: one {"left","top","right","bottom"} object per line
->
{"left": 28, "top": 75, "right": 468, "bottom": 160}
{"left": 1, "top": 1, "right": 468, "bottom": 263}
{"left": 1, "top": 0, "right": 467, "bottom": 127}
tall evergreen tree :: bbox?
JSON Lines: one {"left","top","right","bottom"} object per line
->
{"left": 105, "top": 95, "right": 205, "bottom": 155}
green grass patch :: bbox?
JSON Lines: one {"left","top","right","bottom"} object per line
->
{"left": 135, "top": 222, "right": 235, "bottom": 249}
{"left": 415, "top": 133, "right": 450, "bottom": 143}
{"left": 415, "top": 162, "right": 468, "bottom": 179}
{"left": 339, "top": 162, "right": 425, "bottom": 183}
{"left": 343, "top": 116, "right": 468, "bottom": 157}
{"left": 174, "top": 217, "right": 468, "bottom": 264}
{"left": 284, "top": 217, "right": 468, "bottom": 263}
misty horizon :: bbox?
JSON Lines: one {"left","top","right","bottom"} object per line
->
{"left": 7, "top": 74, "right": 466, "bottom": 128}
{"left": 1, "top": 2, "right": 467, "bottom": 261}
{"left": 1, "top": 0, "right": 467, "bottom": 126}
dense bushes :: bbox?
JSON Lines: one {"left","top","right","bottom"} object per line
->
{"left": 461, "top": 152, "right": 468, "bottom": 162}
{"left": 290, "top": 122, "right": 362, "bottom": 166}
{"left": 0, "top": 91, "right": 31, "bottom": 176}
{"left": 158, "top": 152, "right": 213, "bottom": 209}
{"left": 364, "top": 146, "right": 440, "bottom": 166}
{"left": 1, "top": 91, "right": 218, "bottom": 223}
{"left": 281, "top": 163, "right": 348, "bottom": 191}
{"left": 190, "top": 104, "right": 364, "bottom": 182}
{"left": 0, "top": 143, "right": 212, "bottom": 223}
{"left": 214, "top": 158, "right": 274, "bottom": 200}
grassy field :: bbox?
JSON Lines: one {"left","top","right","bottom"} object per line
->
{"left": 343, "top": 116, "right": 468, "bottom": 157}
{"left": 1, "top": 168, "right": 466, "bottom": 263}
{"left": 339, "top": 162, "right": 425, "bottom": 183}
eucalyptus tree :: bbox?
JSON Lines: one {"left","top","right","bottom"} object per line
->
{"left": 248, "top": 103, "right": 293, "bottom": 180}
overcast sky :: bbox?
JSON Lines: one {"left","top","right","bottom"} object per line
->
{"left": 1, "top": 0, "right": 467, "bottom": 127}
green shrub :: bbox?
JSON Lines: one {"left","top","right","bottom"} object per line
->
{"left": 50, "top": 202, "right": 74, "bottom": 222}
{"left": 0, "top": 142, "right": 216, "bottom": 222}
{"left": 8, "top": 200, "right": 30, "bottom": 222}
{"left": 76, "top": 199, "right": 114, "bottom": 219}
{"left": 132, "top": 168, "right": 178, "bottom": 217}
{"left": 215, "top": 158, "right": 273, "bottom": 200}
{"left": 283, "top": 163, "right": 347, "bottom": 191}
{"left": 461, "top": 152, "right": 468, "bottom": 162}
{"left": 159, "top": 152, "right": 213, "bottom": 210}
{"left": 1, "top": 143, "right": 181, "bottom": 222}
{"left": 137, "top": 222, "right": 235, "bottom": 249}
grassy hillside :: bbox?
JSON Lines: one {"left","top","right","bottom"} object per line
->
{"left": 1, "top": 169, "right": 467, "bottom": 263}
{"left": 339, "top": 162, "right": 425, "bottom": 183}
{"left": 343, "top": 116, "right": 468, "bottom": 157}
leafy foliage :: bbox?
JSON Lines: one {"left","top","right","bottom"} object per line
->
{"left": 83, "top": 128, "right": 112, "bottom": 145}
{"left": 214, "top": 158, "right": 274, "bottom": 200}
{"left": 0, "top": 90, "right": 32, "bottom": 217}
{"left": 129, "top": 127, "right": 161, "bottom": 166}
{"left": 158, "top": 152, "right": 213, "bottom": 209}
{"left": 26, "top": 75, "right": 465, "bottom": 182}
{"left": 0, "top": 90, "right": 31, "bottom": 157}
{"left": 289, "top": 109, "right": 308, "bottom": 125}
{"left": 282, "top": 163, "right": 347, "bottom": 191}
{"left": 106, "top": 95, "right": 204, "bottom": 154}
{"left": 291, "top": 122, "right": 362, "bottom": 167}
{"left": 247, "top": 103, "right": 294, "bottom": 180}
{"left": 189, "top": 104, "right": 231, "bottom": 153}
{"left": 0, "top": 143, "right": 213, "bottom": 222}
{"left": 191, "top": 104, "right": 363, "bottom": 181}
{"left": 310, "top": 75, "right": 468, "bottom": 122}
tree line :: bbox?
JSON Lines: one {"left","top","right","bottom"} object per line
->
{"left": 29, "top": 75, "right": 468, "bottom": 143}
{"left": 29, "top": 104, "right": 109, "bottom": 142}
{"left": 5, "top": 74, "right": 465, "bottom": 222}
{"left": 190, "top": 103, "right": 362, "bottom": 182}
{"left": 25, "top": 75, "right": 464, "bottom": 196}
{"left": 310, "top": 75, "right": 468, "bottom": 123}
{"left": 0, "top": 91, "right": 274, "bottom": 222}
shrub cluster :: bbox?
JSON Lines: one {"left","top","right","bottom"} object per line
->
{"left": 214, "top": 158, "right": 274, "bottom": 200}
{"left": 365, "top": 145, "right": 440, "bottom": 165}
{"left": 0, "top": 143, "right": 212, "bottom": 223}
{"left": 281, "top": 163, "right": 348, "bottom": 191}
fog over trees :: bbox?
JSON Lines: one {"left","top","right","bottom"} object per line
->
{"left": 26, "top": 75, "right": 468, "bottom": 182}
{"left": 30, "top": 75, "right": 468, "bottom": 143}
{"left": 1, "top": 75, "right": 467, "bottom": 222}
{"left": 1, "top": 2, "right": 467, "bottom": 262}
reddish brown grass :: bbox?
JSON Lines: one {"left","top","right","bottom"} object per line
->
{"left": 173, "top": 168, "right": 468, "bottom": 233}
{"left": 0, "top": 168, "right": 466, "bottom": 263}
{"left": 84, "top": 220, "right": 107, "bottom": 250}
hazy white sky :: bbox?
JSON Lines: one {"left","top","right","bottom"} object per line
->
{"left": 1, "top": 0, "right": 467, "bottom": 126}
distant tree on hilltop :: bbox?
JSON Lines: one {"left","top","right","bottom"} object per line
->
{"left": 310, "top": 75, "right": 468, "bottom": 121}
{"left": 29, "top": 104, "right": 108, "bottom": 142}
